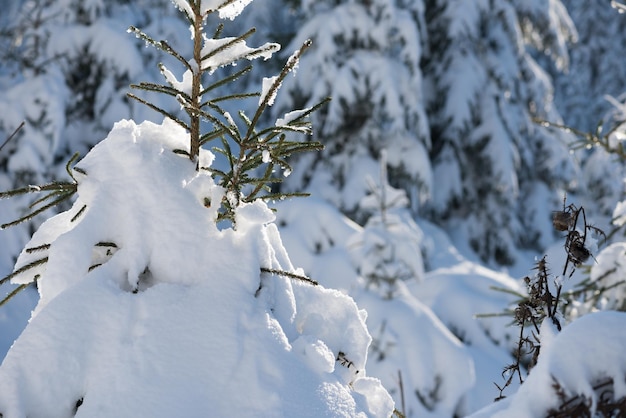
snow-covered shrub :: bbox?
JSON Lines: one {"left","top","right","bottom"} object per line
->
{"left": 0, "top": 0, "right": 187, "bottom": 303}
{"left": 0, "top": 118, "right": 393, "bottom": 417}
{"left": 274, "top": 0, "right": 431, "bottom": 221}
{"left": 423, "top": 0, "right": 577, "bottom": 265}
{"left": 0, "top": 1, "right": 395, "bottom": 416}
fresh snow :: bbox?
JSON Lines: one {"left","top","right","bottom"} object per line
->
{"left": 200, "top": 36, "right": 279, "bottom": 74}
{"left": 0, "top": 119, "right": 393, "bottom": 417}
{"left": 1, "top": 0, "right": 626, "bottom": 417}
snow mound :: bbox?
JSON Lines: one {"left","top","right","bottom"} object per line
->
{"left": 0, "top": 119, "right": 393, "bottom": 417}
{"left": 469, "top": 311, "right": 626, "bottom": 418}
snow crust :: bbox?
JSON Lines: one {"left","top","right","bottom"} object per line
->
{"left": 0, "top": 119, "right": 393, "bottom": 417}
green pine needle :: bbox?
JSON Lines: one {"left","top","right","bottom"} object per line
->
{"left": 0, "top": 283, "right": 33, "bottom": 308}
{"left": 0, "top": 256, "right": 48, "bottom": 286}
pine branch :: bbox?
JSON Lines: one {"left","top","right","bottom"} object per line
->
{"left": 203, "top": 92, "right": 258, "bottom": 106}
{"left": 0, "top": 283, "right": 32, "bottom": 308}
{"left": 0, "top": 256, "right": 48, "bottom": 286}
{"left": 130, "top": 81, "right": 191, "bottom": 102}
{"left": 245, "top": 40, "right": 313, "bottom": 140}
{"left": 127, "top": 26, "right": 192, "bottom": 72}
{"left": 0, "top": 181, "right": 76, "bottom": 199}
{"left": 199, "top": 128, "right": 225, "bottom": 146}
{"left": 0, "top": 177, "right": 78, "bottom": 229}
{"left": 27, "top": 189, "right": 68, "bottom": 209}
{"left": 260, "top": 267, "right": 318, "bottom": 286}
{"left": 95, "top": 242, "right": 118, "bottom": 248}
{"left": 199, "top": 103, "right": 241, "bottom": 141}
{"left": 70, "top": 204, "right": 87, "bottom": 222}
{"left": 65, "top": 152, "right": 84, "bottom": 181}
{"left": 160, "top": 40, "right": 194, "bottom": 73}
{"left": 200, "top": 65, "right": 253, "bottom": 96}
{"left": 25, "top": 244, "right": 51, "bottom": 254}
{"left": 253, "top": 192, "right": 310, "bottom": 201}
{"left": 2, "top": 191, "right": 74, "bottom": 229}
{"left": 126, "top": 93, "right": 190, "bottom": 131}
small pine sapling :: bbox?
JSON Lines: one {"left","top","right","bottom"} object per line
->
{"left": 349, "top": 151, "right": 422, "bottom": 299}
{"left": 126, "top": 0, "right": 328, "bottom": 226}
{"left": 0, "top": 0, "right": 328, "bottom": 304}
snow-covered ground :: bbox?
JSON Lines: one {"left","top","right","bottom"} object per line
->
{"left": 1, "top": 0, "right": 626, "bottom": 417}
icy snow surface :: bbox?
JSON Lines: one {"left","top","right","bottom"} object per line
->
{"left": 0, "top": 119, "right": 393, "bottom": 417}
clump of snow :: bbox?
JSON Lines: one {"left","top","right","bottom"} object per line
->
{"left": 173, "top": 0, "right": 253, "bottom": 22}
{"left": 276, "top": 107, "right": 315, "bottom": 129}
{"left": 201, "top": 35, "right": 279, "bottom": 74}
{"left": 273, "top": 198, "right": 477, "bottom": 417}
{"left": 353, "top": 281, "right": 475, "bottom": 418}
{"left": 161, "top": 65, "right": 194, "bottom": 96}
{"left": 259, "top": 75, "right": 279, "bottom": 106}
{"left": 0, "top": 119, "right": 393, "bottom": 417}
{"left": 612, "top": 199, "right": 626, "bottom": 227}
{"left": 348, "top": 210, "right": 425, "bottom": 297}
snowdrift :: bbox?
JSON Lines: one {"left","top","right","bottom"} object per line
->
{"left": 0, "top": 119, "right": 393, "bottom": 418}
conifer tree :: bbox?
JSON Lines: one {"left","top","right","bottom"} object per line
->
{"left": 275, "top": 0, "right": 578, "bottom": 265}
{"left": 349, "top": 151, "right": 424, "bottom": 299}
{"left": 127, "top": 0, "right": 327, "bottom": 225}
{"left": 423, "top": 0, "right": 577, "bottom": 264}
{"left": 543, "top": 2, "right": 626, "bottom": 224}
{"left": 274, "top": 0, "right": 432, "bottom": 223}
{"left": 550, "top": 1, "right": 626, "bottom": 132}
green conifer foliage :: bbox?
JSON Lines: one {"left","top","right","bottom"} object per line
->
{"left": 127, "top": 0, "right": 327, "bottom": 224}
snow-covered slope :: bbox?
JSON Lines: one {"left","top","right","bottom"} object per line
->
{"left": 0, "top": 119, "right": 393, "bottom": 418}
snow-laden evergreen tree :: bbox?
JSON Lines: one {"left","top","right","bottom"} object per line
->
{"left": 274, "top": 0, "right": 432, "bottom": 222}
{"left": 0, "top": 1, "right": 395, "bottom": 416}
{"left": 540, "top": 2, "right": 626, "bottom": 225}
{"left": 349, "top": 151, "right": 424, "bottom": 298}
{"left": 550, "top": 1, "right": 626, "bottom": 132}
{"left": 1, "top": 0, "right": 148, "bottom": 157}
{"left": 423, "top": 0, "right": 578, "bottom": 264}
{"left": 272, "top": 0, "right": 579, "bottom": 265}
{"left": 344, "top": 153, "right": 477, "bottom": 417}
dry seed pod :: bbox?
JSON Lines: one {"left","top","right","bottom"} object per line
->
{"left": 568, "top": 240, "right": 591, "bottom": 265}
{"left": 552, "top": 210, "right": 573, "bottom": 231}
